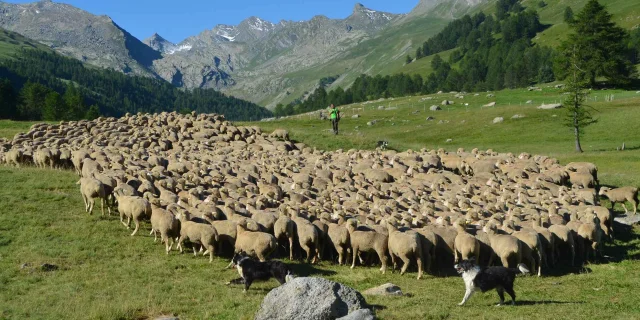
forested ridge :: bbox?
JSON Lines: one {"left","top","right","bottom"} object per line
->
{"left": 0, "top": 45, "right": 272, "bottom": 121}
{"left": 275, "top": 0, "right": 640, "bottom": 118}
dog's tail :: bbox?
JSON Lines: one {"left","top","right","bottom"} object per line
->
{"left": 517, "top": 263, "right": 530, "bottom": 275}
{"left": 285, "top": 270, "right": 296, "bottom": 283}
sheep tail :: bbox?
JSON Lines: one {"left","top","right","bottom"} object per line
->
{"left": 517, "top": 263, "right": 530, "bottom": 275}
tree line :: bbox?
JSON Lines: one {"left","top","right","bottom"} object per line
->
{"left": 275, "top": 0, "right": 638, "bottom": 118}
{"left": 0, "top": 49, "right": 272, "bottom": 121}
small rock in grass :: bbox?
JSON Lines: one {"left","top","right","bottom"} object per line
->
{"left": 363, "top": 283, "right": 403, "bottom": 296}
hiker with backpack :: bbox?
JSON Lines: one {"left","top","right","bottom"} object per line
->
{"left": 329, "top": 104, "right": 340, "bottom": 135}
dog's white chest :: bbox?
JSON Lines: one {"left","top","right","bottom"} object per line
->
{"left": 462, "top": 267, "right": 480, "bottom": 290}
{"left": 236, "top": 265, "right": 244, "bottom": 278}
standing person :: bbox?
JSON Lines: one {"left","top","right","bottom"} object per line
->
{"left": 329, "top": 104, "right": 340, "bottom": 135}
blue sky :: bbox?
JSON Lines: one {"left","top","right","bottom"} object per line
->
{"left": 5, "top": 0, "right": 419, "bottom": 43}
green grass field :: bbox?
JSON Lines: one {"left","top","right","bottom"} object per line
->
{"left": 1, "top": 167, "right": 640, "bottom": 320}
{"left": 2, "top": 86, "right": 640, "bottom": 319}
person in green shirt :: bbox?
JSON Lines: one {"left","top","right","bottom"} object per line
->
{"left": 329, "top": 104, "right": 340, "bottom": 135}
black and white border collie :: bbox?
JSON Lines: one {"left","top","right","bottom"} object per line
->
{"left": 454, "top": 259, "right": 530, "bottom": 306}
{"left": 226, "top": 252, "right": 294, "bottom": 292}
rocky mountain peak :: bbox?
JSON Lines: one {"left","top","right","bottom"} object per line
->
{"left": 143, "top": 33, "right": 177, "bottom": 53}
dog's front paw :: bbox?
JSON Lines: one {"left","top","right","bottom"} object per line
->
{"left": 458, "top": 302, "right": 465, "bottom": 306}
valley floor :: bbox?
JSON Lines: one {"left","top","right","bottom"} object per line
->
{"left": 2, "top": 87, "right": 640, "bottom": 319}
{"left": 0, "top": 167, "right": 639, "bottom": 319}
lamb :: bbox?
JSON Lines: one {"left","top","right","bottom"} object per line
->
{"left": 235, "top": 218, "right": 277, "bottom": 262}
{"left": 76, "top": 177, "right": 107, "bottom": 216}
{"left": 4, "top": 149, "right": 23, "bottom": 167}
{"left": 114, "top": 193, "right": 151, "bottom": 236}
{"left": 175, "top": 211, "right": 218, "bottom": 263}
{"left": 345, "top": 219, "right": 389, "bottom": 273}
{"left": 386, "top": 220, "right": 424, "bottom": 279}
{"left": 269, "top": 129, "right": 290, "bottom": 141}
{"left": 452, "top": 219, "right": 480, "bottom": 264}
{"left": 149, "top": 203, "right": 181, "bottom": 254}
{"left": 599, "top": 186, "right": 638, "bottom": 214}
{"left": 483, "top": 222, "right": 522, "bottom": 268}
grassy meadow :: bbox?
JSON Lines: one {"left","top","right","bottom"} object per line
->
{"left": 1, "top": 86, "right": 640, "bottom": 319}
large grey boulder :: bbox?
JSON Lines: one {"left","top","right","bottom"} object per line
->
{"left": 255, "top": 277, "right": 369, "bottom": 320}
{"left": 429, "top": 105, "right": 441, "bottom": 111}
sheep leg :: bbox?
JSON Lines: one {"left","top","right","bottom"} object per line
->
{"left": 500, "top": 256, "right": 510, "bottom": 268}
{"left": 165, "top": 238, "right": 171, "bottom": 254}
{"left": 377, "top": 249, "right": 387, "bottom": 274}
{"left": 192, "top": 246, "right": 198, "bottom": 257}
{"left": 81, "top": 194, "right": 88, "bottom": 213}
{"left": 399, "top": 256, "right": 411, "bottom": 276}
{"left": 351, "top": 248, "right": 358, "bottom": 269}
{"left": 416, "top": 254, "right": 424, "bottom": 280}
{"left": 288, "top": 236, "right": 294, "bottom": 261}
{"left": 130, "top": 219, "right": 139, "bottom": 236}
{"left": 390, "top": 253, "right": 397, "bottom": 272}
{"left": 120, "top": 212, "right": 127, "bottom": 227}
{"left": 126, "top": 216, "right": 131, "bottom": 229}
{"left": 88, "top": 198, "right": 95, "bottom": 215}
{"left": 100, "top": 197, "right": 105, "bottom": 216}
{"left": 177, "top": 236, "right": 185, "bottom": 253}
{"left": 630, "top": 199, "right": 637, "bottom": 214}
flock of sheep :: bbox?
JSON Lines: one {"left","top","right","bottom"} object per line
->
{"left": 2, "top": 111, "right": 639, "bottom": 280}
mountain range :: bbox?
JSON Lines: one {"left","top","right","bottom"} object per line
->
{"left": 1, "top": 0, "right": 638, "bottom": 109}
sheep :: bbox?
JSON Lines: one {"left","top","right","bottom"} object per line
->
{"left": 71, "top": 149, "right": 90, "bottom": 175}
{"left": 452, "top": 218, "right": 480, "bottom": 264}
{"left": 269, "top": 129, "right": 290, "bottom": 141}
{"left": 345, "top": 219, "right": 389, "bottom": 273}
{"left": 546, "top": 222, "right": 576, "bottom": 267}
{"left": 414, "top": 227, "right": 437, "bottom": 273}
{"left": 290, "top": 209, "right": 320, "bottom": 263}
{"left": 386, "top": 220, "right": 423, "bottom": 279}
{"left": 568, "top": 172, "right": 595, "bottom": 189}
{"left": 76, "top": 177, "right": 107, "bottom": 216}
{"left": 577, "top": 212, "right": 603, "bottom": 262}
{"left": 114, "top": 193, "right": 151, "bottom": 236}
{"left": 273, "top": 213, "right": 295, "bottom": 260}
{"left": 511, "top": 229, "right": 543, "bottom": 277}
{"left": 321, "top": 214, "right": 351, "bottom": 265}
{"left": 4, "top": 149, "right": 23, "bottom": 167}
{"left": 599, "top": 186, "right": 638, "bottom": 214}
{"left": 149, "top": 202, "right": 181, "bottom": 254}
{"left": 483, "top": 222, "right": 522, "bottom": 268}
{"left": 234, "top": 218, "right": 277, "bottom": 262}
{"left": 590, "top": 206, "right": 614, "bottom": 240}
{"left": 175, "top": 210, "right": 218, "bottom": 263}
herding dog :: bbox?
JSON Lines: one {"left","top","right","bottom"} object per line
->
{"left": 454, "top": 258, "right": 530, "bottom": 306}
{"left": 226, "top": 252, "right": 294, "bottom": 292}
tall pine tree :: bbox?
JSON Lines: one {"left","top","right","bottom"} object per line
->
{"left": 556, "top": 0, "right": 634, "bottom": 86}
